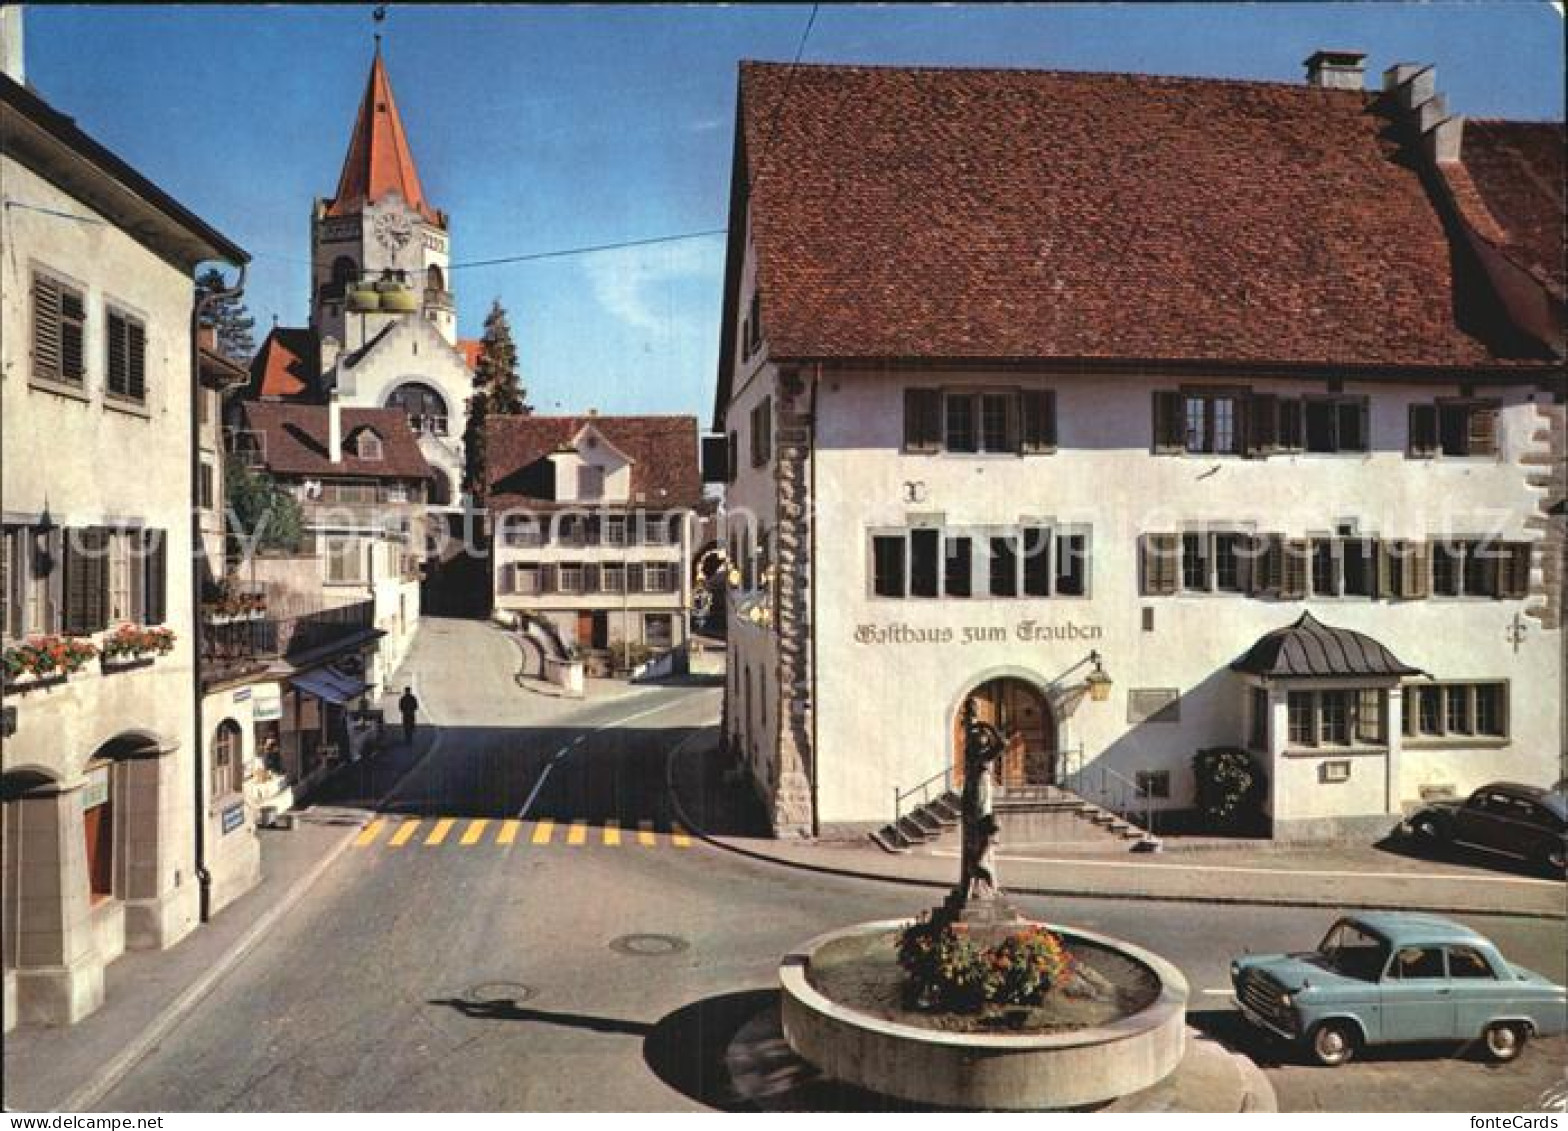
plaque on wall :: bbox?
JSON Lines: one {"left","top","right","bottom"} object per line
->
{"left": 221, "top": 802, "right": 245, "bottom": 835}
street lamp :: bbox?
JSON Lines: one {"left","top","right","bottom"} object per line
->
{"left": 1084, "top": 650, "right": 1113, "bottom": 703}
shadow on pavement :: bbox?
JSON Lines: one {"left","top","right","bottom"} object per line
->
{"left": 1371, "top": 832, "right": 1561, "bottom": 881}
{"left": 1188, "top": 1006, "right": 1534, "bottom": 1069}
{"left": 427, "top": 997, "right": 653, "bottom": 1036}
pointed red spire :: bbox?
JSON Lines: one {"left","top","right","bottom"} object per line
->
{"left": 326, "top": 48, "right": 442, "bottom": 226}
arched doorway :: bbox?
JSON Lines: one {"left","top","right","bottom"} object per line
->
{"left": 953, "top": 678, "right": 1057, "bottom": 788}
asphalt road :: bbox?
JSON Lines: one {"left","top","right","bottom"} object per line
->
{"left": 92, "top": 619, "right": 1568, "bottom": 1113}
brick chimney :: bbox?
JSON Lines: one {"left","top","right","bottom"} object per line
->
{"left": 1304, "top": 49, "right": 1366, "bottom": 91}
{"left": 1383, "top": 63, "right": 1463, "bottom": 163}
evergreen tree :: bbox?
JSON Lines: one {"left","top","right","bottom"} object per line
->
{"left": 462, "top": 389, "right": 491, "bottom": 503}
{"left": 196, "top": 267, "right": 257, "bottom": 362}
{"left": 224, "top": 457, "right": 305, "bottom": 556}
{"left": 464, "top": 299, "right": 530, "bottom": 503}
{"left": 474, "top": 300, "right": 530, "bottom": 414}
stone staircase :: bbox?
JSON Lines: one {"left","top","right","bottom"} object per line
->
{"left": 870, "top": 784, "right": 1159, "bottom": 854}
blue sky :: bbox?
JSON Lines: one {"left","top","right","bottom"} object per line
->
{"left": 22, "top": 3, "right": 1565, "bottom": 421}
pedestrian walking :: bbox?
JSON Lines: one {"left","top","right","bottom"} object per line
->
{"left": 398, "top": 686, "right": 420, "bottom": 745}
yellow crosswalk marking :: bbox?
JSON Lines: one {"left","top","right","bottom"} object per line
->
{"left": 531, "top": 819, "right": 555, "bottom": 845}
{"left": 425, "top": 817, "right": 456, "bottom": 846}
{"left": 389, "top": 819, "right": 421, "bottom": 847}
{"left": 355, "top": 818, "right": 386, "bottom": 847}
{"left": 603, "top": 819, "right": 621, "bottom": 847}
{"left": 497, "top": 820, "right": 520, "bottom": 845}
{"left": 672, "top": 825, "right": 693, "bottom": 849}
{"left": 568, "top": 820, "right": 588, "bottom": 846}
{"left": 461, "top": 819, "right": 489, "bottom": 846}
{"left": 638, "top": 820, "right": 658, "bottom": 847}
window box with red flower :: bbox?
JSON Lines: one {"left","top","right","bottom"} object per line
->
{"left": 100, "top": 624, "right": 177, "bottom": 672}
{"left": 3, "top": 636, "right": 100, "bottom": 691}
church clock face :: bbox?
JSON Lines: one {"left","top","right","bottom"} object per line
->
{"left": 374, "top": 213, "right": 414, "bottom": 255}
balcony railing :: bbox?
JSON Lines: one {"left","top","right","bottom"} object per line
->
{"left": 200, "top": 597, "right": 376, "bottom": 687}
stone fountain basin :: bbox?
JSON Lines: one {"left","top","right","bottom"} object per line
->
{"left": 779, "top": 919, "right": 1189, "bottom": 1111}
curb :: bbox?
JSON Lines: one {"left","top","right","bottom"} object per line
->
{"left": 53, "top": 639, "right": 448, "bottom": 1112}
{"left": 664, "top": 733, "right": 1566, "bottom": 923}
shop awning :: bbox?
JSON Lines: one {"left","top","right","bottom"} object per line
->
{"left": 291, "top": 667, "right": 368, "bottom": 705}
{"left": 1230, "top": 612, "right": 1426, "bottom": 680}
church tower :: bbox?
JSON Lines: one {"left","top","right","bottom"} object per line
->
{"left": 310, "top": 45, "right": 457, "bottom": 348}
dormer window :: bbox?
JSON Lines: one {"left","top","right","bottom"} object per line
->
{"left": 355, "top": 430, "right": 384, "bottom": 461}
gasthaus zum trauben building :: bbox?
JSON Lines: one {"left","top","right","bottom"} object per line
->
{"left": 713, "top": 53, "right": 1565, "bottom": 840}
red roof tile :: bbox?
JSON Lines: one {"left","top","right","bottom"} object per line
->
{"left": 457, "top": 338, "right": 483, "bottom": 371}
{"left": 486, "top": 415, "right": 701, "bottom": 510}
{"left": 325, "top": 50, "right": 442, "bottom": 227}
{"left": 240, "top": 402, "right": 433, "bottom": 481}
{"left": 249, "top": 327, "right": 321, "bottom": 400}
{"left": 729, "top": 61, "right": 1561, "bottom": 375}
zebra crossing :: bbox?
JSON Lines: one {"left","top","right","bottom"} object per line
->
{"left": 353, "top": 816, "right": 695, "bottom": 851}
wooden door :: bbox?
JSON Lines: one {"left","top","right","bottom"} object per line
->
{"left": 953, "top": 679, "right": 1055, "bottom": 787}
{"left": 577, "top": 611, "right": 595, "bottom": 650}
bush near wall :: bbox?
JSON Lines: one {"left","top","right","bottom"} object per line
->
{"left": 1191, "top": 746, "right": 1268, "bottom": 833}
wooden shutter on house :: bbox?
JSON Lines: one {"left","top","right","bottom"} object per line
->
{"left": 1234, "top": 534, "right": 1257, "bottom": 593}
{"left": 64, "top": 527, "right": 109, "bottom": 634}
{"left": 627, "top": 563, "right": 646, "bottom": 594}
{"left": 1279, "top": 539, "right": 1310, "bottom": 600}
{"left": 1139, "top": 534, "right": 1179, "bottom": 595}
{"left": 1248, "top": 394, "right": 1278, "bottom": 456}
{"left": 1408, "top": 403, "right": 1438, "bottom": 457}
{"left": 33, "top": 274, "right": 87, "bottom": 386}
{"left": 1499, "top": 542, "right": 1532, "bottom": 598}
{"left": 0, "top": 529, "right": 11, "bottom": 639}
{"left": 583, "top": 563, "right": 601, "bottom": 593}
{"left": 1467, "top": 402, "right": 1499, "bottom": 456}
{"left": 1377, "top": 540, "right": 1398, "bottom": 598}
{"left": 143, "top": 529, "right": 167, "bottom": 625}
{"left": 1152, "top": 392, "right": 1184, "bottom": 453}
{"left": 1020, "top": 390, "right": 1057, "bottom": 453}
{"left": 107, "top": 311, "right": 146, "bottom": 400}
{"left": 904, "top": 389, "right": 942, "bottom": 452}
{"left": 1247, "top": 535, "right": 1279, "bottom": 596}
{"left": 539, "top": 564, "right": 558, "bottom": 594}
{"left": 1401, "top": 541, "right": 1431, "bottom": 599}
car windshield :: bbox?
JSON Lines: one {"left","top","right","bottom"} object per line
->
{"left": 1318, "top": 920, "right": 1389, "bottom": 981}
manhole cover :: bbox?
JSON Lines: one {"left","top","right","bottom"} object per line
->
{"left": 609, "top": 933, "right": 690, "bottom": 956}
{"left": 463, "top": 981, "right": 536, "bottom": 1006}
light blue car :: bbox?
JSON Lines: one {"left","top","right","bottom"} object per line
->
{"left": 1231, "top": 912, "right": 1567, "bottom": 1066}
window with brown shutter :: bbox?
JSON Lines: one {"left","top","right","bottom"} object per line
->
{"left": 627, "top": 563, "right": 645, "bottom": 594}
{"left": 1139, "top": 533, "right": 1179, "bottom": 595}
{"left": 1277, "top": 399, "right": 1304, "bottom": 452}
{"left": 1400, "top": 541, "right": 1431, "bottom": 599}
{"left": 1466, "top": 402, "right": 1499, "bottom": 456}
{"left": 903, "top": 389, "right": 943, "bottom": 453}
{"left": 64, "top": 527, "right": 110, "bottom": 635}
{"left": 32, "top": 272, "right": 87, "bottom": 387}
{"left": 539, "top": 564, "right": 558, "bottom": 594}
{"left": 1280, "top": 540, "right": 1310, "bottom": 600}
{"left": 1248, "top": 394, "right": 1277, "bottom": 456}
{"left": 1499, "top": 542, "right": 1532, "bottom": 599}
{"left": 1020, "top": 389, "right": 1057, "bottom": 453}
{"left": 583, "top": 563, "right": 601, "bottom": 593}
{"left": 1408, "top": 403, "right": 1439, "bottom": 458}
{"left": 107, "top": 309, "right": 147, "bottom": 403}
{"left": 1152, "top": 391, "right": 1184, "bottom": 453}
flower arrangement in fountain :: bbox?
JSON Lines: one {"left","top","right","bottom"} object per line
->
{"left": 896, "top": 912, "right": 1073, "bottom": 1011}
{"left": 101, "top": 624, "right": 177, "bottom": 661}
{"left": 2, "top": 635, "right": 100, "bottom": 681}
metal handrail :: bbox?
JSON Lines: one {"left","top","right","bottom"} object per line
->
{"left": 893, "top": 765, "right": 953, "bottom": 824}
{"left": 1094, "top": 764, "right": 1156, "bottom": 836}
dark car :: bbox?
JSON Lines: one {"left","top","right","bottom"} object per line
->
{"left": 1402, "top": 782, "right": 1566, "bottom": 876}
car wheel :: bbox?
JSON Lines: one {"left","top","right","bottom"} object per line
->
{"left": 1483, "top": 1022, "right": 1528, "bottom": 1062}
{"left": 1310, "top": 1021, "right": 1358, "bottom": 1067}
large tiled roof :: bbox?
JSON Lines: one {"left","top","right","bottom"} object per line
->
{"left": 249, "top": 327, "right": 322, "bottom": 400}
{"left": 1459, "top": 120, "right": 1565, "bottom": 302}
{"left": 486, "top": 415, "right": 701, "bottom": 510}
{"left": 240, "top": 402, "right": 433, "bottom": 481}
{"left": 1230, "top": 612, "right": 1424, "bottom": 679}
{"left": 325, "top": 50, "right": 442, "bottom": 227}
{"left": 730, "top": 61, "right": 1562, "bottom": 375}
